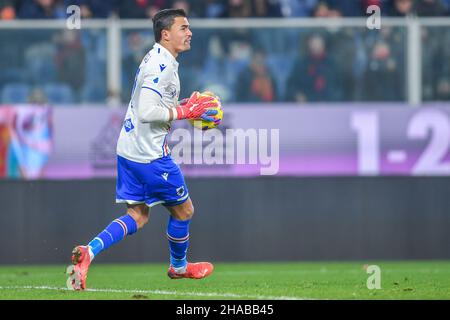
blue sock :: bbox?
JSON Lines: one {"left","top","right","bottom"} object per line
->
{"left": 167, "top": 216, "right": 190, "bottom": 270}
{"left": 88, "top": 214, "right": 138, "bottom": 258}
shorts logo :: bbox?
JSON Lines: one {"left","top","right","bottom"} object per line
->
{"left": 176, "top": 186, "right": 185, "bottom": 197}
{"left": 124, "top": 118, "right": 134, "bottom": 132}
{"left": 162, "top": 172, "right": 169, "bottom": 181}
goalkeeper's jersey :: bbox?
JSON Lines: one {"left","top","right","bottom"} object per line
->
{"left": 116, "top": 43, "right": 180, "bottom": 163}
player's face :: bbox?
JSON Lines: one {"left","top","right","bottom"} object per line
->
{"left": 168, "top": 17, "right": 192, "bottom": 54}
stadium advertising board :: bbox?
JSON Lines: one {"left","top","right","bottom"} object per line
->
{"left": 1, "top": 104, "right": 449, "bottom": 178}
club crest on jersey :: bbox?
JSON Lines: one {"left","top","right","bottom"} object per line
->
{"left": 166, "top": 85, "right": 177, "bottom": 99}
{"left": 176, "top": 186, "right": 185, "bottom": 197}
{"left": 124, "top": 118, "right": 134, "bottom": 132}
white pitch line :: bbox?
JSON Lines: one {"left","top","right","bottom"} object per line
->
{"left": 0, "top": 285, "right": 311, "bottom": 300}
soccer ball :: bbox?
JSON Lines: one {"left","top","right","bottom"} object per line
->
{"left": 189, "top": 91, "right": 223, "bottom": 130}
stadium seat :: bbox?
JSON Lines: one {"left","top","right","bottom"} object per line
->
{"left": 26, "top": 58, "right": 56, "bottom": 84}
{"left": 0, "top": 68, "right": 27, "bottom": 88}
{"left": 265, "top": 54, "right": 295, "bottom": 100}
{"left": 43, "top": 83, "right": 75, "bottom": 104}
{"left": 222, "top": 58, "right": 250, "bottom": 99}
{"left": 1, "top": 83, "right": 31, "bottom": 104}
{"left": 80, "top": 84, "right": 106, "bottom": 103}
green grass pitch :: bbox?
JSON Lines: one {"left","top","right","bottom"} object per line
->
{"left": 0, "top": 261, "right": 449, "bottom": 300}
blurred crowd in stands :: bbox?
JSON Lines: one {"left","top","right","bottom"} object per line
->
{"left": 0, "top": 0, "right": 449, "bottom": 20}
{"left": 0, "top": 0, "right": 449, "bottom": 105}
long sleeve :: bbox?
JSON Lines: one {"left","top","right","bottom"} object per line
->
{"left": 137, "top": 87, "right": 171, "bottom": 123}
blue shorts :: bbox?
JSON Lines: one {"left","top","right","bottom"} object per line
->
{"left": 116, "top": 155, "right": 189, "bottom": 208}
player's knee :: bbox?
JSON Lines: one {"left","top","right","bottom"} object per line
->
{"left": 179, "top": 203, "right": 194, "bottom": 220}
{"left": 129, "top": 213, "right": 148, "bottom": 229}
{"left": 136, "top": 213, "right": 149, "bottom": 228}
{"left": 127, "top": 206, "right": 149, "bottom": 229}
{"left": 185, "top": 203, "right": 194, "bottom": 219}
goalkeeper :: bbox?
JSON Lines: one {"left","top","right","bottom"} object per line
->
{"left": 67, "top": 8, "right": 219, "bottom": 290}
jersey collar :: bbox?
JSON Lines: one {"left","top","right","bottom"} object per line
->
{"left": 154, "top": 43, "right": 179, "bottom": 67}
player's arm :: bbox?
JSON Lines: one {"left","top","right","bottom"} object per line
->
{"left": 137, "top": 87, "right": 172, "bottom": 122}
{"left": 137, "top": 64, "right": 177, "bottom": 123}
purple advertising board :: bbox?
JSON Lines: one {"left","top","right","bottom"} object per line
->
{"left": 2, "top": 103, "right": 450, "bottom": 179}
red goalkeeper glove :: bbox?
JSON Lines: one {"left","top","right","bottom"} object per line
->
{"left": 175, "top": 91, "right": 219, "bottom": 121}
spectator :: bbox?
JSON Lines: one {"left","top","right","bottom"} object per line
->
{"left": 10, "top": 0, "right": 450, "bottom": 18}
{"left": 363, "top": 40, "right": 403, "bottom": 101}
{"left": 222, "top": 0, "right": 252, "bottom": 17}
{"left": 387, "top": 0, "right": 415, "bottom": 16}
{"left": 182, "top": 0, "right": 209, "bottom": 17}
{"left": 122, "top": 31, "right": 152, "bottom": 100}
{"left": 328, "top": 28, "right": 360, "bottom": 100}
{"left": 64, "top": 0, "right": 117, "bottom": 18}
{"left": 116, "top": 0, "right": 166, "bottom": 19}
{"left": 442, "top": 0, "right": 450, "bottom": 10}
{"left": 322, "top": 0, "right": 343, "bottom": 16}
{"left": 24, "top": 39, "right": 57, "bottom": 84}
{"left": 54, "top": 30, "right": 86, "bottom": 99}
{"left": 311, "top": 0, "right": 352, "bottom": 17}
{"left": 279, "top": 0, "right": 318, "bottom": 17}
{"left": 169, "top": 0, "right": 210, "bottom": 17}
{"left": 171, "top": 0, "right": 191, "bottom": 16}
{"left": 313, "top": 1, "right": 330, "bottom": 17}
{"left": 422, "top": 27, "right": 441, "bottom": 100}
{"left": 215, "top": 25, "right": 252, "bottom": 60}
{"left": 0, "top": 0, "right": 16, "bottom": 19}
{"left": 436, "top": 77, "right": 450, "bottom": 100}
{"left": 204, "top": 0, "right": 227, "bottom": 18}
{"left": 324, "top": 0, "right": 381, "bottom": 17}
{"left": 416, "top": 0, "right": 449, "bottom": 16}
{"left": 146, "top": 4, "right": 163, "bottom": 19}
{"left": 18, "top": 0, "right": 60, "bottom": 19}
{"left": 286, "top": 33, "right": 339, "bottom": 102}
{"left": 235, "top": 49, "right": 278, "bottom": 102}
{"left": 253, "top": 0, "right": 283, "bottom": 17}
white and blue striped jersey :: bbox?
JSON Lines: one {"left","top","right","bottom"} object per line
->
{"left": 116, "top": 43, "right": 180, "bottom": 163}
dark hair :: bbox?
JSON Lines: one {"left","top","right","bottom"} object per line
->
{"left": 152, "top": 9, "right": 187, "bottom": 43}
